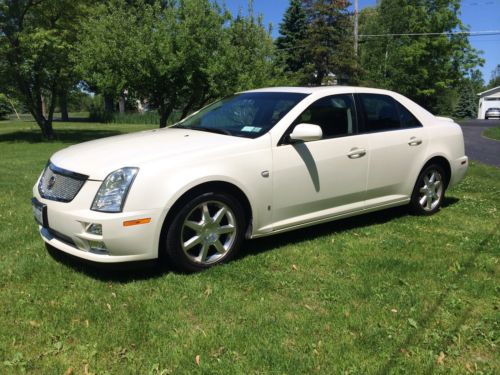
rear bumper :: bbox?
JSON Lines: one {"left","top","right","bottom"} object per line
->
{"left": 449, "top": 155, "right": 468, "bottom": 188}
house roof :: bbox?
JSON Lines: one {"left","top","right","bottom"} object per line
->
{"left": 477, "top": 86, "right": 500, "bottom": 97}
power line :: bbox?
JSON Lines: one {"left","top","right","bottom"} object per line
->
{"left": 359, "top": 30, "right": 500, "bottom": 38}
{"left": 276, "top": 30, "right": 500, "bottom": 51}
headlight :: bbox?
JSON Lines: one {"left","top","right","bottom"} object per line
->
{"left": 91, "top": 167, "right": 138, "bottom": 212}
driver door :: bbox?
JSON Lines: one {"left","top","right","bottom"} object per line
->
{"left": 271, "top": 94, "right": 369, "bottom": 231}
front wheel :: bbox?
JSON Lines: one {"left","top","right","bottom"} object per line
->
{"left": 410, "top": 164, "right": 446, "bottom": 215}
{"left": 164, "top": 192, "right": 245, "bottom": 272}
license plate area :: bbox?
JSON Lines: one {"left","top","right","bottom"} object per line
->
{"left": 32, "top": 198, "right": 48, "bottom": 227}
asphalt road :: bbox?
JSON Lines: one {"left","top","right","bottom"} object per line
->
{"left": 458, "top": 119, "right": 500, "bottom": 168}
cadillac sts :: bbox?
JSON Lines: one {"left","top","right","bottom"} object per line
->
{"left": 32, "top": 87, "right": 469, "bottom": 271}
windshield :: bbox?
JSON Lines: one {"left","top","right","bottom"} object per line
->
{"left": 172, "top": 92, "right": 308, "bottom": 138}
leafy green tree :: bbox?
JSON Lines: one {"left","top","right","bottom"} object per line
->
{"left": 275, "top": 0, "right": 308, "bottom": 76}
{"left": 359, "top": 0, "right": 483, "bottom": 113}
{"left": 75, "top": 1, "right": 147, "bottom": 114}
{"left": 0, "top": 0, "right": 91, "bottom": 138}
{"left": 302, "top": 0, "right": 357, "bottom": 85}
{"left": 0, "top": 93, "right": 12, "bottom": 119}
{"left": 77, "top": 0, "right": 280, "bottom": 127}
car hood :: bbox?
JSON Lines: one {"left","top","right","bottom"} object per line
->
{"left": 50, "top": 128, "right": 249, "bottom": 180}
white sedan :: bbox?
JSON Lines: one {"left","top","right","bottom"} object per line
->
{"left": 32, "top": 87, "right": 468, "bottom": 271}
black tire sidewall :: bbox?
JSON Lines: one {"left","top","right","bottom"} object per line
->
{"left": 410, "top": 164, "right": 446, "bottom": 216}
{"left": 164, "top": 191, "right": 246, "bottom": 272}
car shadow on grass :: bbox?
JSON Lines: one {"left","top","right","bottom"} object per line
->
{"left": 45, "top": 244, "right": 173, "bottom": 282}
{"left": 45, "top": 197, "right": 459, "bottom": 282}
{"left": 243, "top": 197, "right": 459, "bottom": 258}
{"left": 0, "top": 129, "right": 123, "bottom": 144}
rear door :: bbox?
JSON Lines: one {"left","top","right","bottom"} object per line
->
{"left": 355, "top": 93, "right": 428, "bottom": 207}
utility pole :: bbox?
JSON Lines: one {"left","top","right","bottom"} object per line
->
{"left": 354, "top": 0, "right": 359, "bottom": 56}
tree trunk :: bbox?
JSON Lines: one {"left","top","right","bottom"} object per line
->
{"left": 104, "top": 94, "right": 114, "bottom": 113}
{"left": 118, "top": 93, "right": 126, "bottom": 114}
{"left": 31, "top": 93, "right": 56, "bottom": 140}
{"left": 159, "top": 104, "right": 174, "bottom": 128}
{"left": 41, "top": 95, "right": 48, "bottom": 118}
{"left": 41, "top": 118, "right": 55, "bottom": 140}
{"left": 60, "top": 92, "right": 69, "bottom": 121}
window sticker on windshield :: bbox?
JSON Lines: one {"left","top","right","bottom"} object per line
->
{"left": 241, "top": 126, "right": 262, "bottom": 132}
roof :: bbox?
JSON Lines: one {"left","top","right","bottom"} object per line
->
{"left": 242, "top": 86, "right": 395, "bottom": 95}
{"left": 477, "top": 86, "right": 500, "bottom": 97}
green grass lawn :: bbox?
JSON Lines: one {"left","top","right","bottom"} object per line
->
{"left": 483, "top": 126, "right": 500, "bottom": 141}
{"left": 1, "top": 120, "right": 499, "bottom": 374}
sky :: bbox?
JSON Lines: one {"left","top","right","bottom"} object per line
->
{"left": 224, "top": 0, "right": 500, "bottom": 84}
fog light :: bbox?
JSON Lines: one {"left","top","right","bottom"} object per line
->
{"left": 86, "top": 223, "right": 102, "bottom": 236}
{"left": 89, "top": 240, "right": 108, "bottom": 254}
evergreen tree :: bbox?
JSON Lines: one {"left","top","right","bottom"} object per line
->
{"left": 487, "top": 64, "right": 500, "bottom": 89}
{"left": 275, "top": 0, "right": 308, "bottom": 74}
{"left": 302, "top": 0, "right": 357, "bottom": 85}
{"left": 453, "top": 84, "right": 477, "bottom": 119}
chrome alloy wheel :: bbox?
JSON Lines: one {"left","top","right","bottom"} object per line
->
{"left": 418, "top": 169, "right": 443, "bottom": 211}
{"left": 181, "top": 201, "right": 237, "bottom": 264}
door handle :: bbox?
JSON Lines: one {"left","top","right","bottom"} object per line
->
{"left": 347, "top": 148, "right": 366, "bottom": 159}
{"left": 408, "top": 137, "right": 422, "bottom": 146}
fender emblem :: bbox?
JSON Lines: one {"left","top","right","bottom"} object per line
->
{"left": 47, "top": 175, "right": 57, "bottom": 190}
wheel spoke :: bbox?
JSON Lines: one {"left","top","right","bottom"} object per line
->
{"left": 423, "top": 176, "right": 430, "bottom": 186}
{"left": 184, "top": 235, "right": 201, "bottom": 250}
{"left": 214, "top": 240, "right": 226, "bottom": 254}
{"left": 196, "top": 243, "right": 210, "bottom": 262}
{"left": 185, "top": 220, "right": 203, "bottom": 232}
{"left": 426, "top": 196, "right": 432, "bottom": 209}
{"left": 212, "top": 207, "right": 227, "bottom": 224}
{"left": 429, "top": 172, "right": 435, "bottom": 183}
{"left": 419, "top": 195, "right": 427, "bottom": 206}
{"left": 420, "top": 187, "right": 427, "bottom": 193}
{"left": 216, "top": 224, "right": 235, "bottom": 235}
{"left": 202, "top": 203, "right": 211, "bottom": 223}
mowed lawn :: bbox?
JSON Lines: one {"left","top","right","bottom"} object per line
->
{"left": 0, "top": 120, "right": 498, "bottom": 374}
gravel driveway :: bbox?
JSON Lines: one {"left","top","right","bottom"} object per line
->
{"left": 459, "top": 119, "right": 500, "bottom": 168}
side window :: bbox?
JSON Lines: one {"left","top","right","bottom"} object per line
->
{"left": 293, "top": 94, "right": 356, "bottom": 139}
{"left": 359, "top": 94, "right": 400, "bottom": 133}
{"left": 396, "top": 102, "right": 422, "bottom": 128}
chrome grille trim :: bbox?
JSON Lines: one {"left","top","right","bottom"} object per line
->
{"left": 38, "top": 162, "right": 89, "bottom": 202}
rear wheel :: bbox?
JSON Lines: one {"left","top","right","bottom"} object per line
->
{"left": 164, "top": 192, "right": 245, "bottom": 272}
{"left": 410, "top": 164, "right": 446, "bottom": 215}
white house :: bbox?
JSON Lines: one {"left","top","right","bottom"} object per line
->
{"left": 477, "top": 86, "right": 500, "bottom": 119}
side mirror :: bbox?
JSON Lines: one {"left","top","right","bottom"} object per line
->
{"left": 289, "top": 123, "right": 323, "bottom": 143}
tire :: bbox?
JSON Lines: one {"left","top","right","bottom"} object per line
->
{"left": 163, "top": 191, "right": 246, "bottom": 272}
{"left": 410, "top": 164, "right": 447, "bottom": 215}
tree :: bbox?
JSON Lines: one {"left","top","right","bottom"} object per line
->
{"left": 302, "top": 0, "right": 358, "bottom": 85}
{"left": 359, "top": 0, "right": 483, "bottom": 113}
{"left": 0, "top": 0, "right": 91, "bottom": 138}
{"left": 0, "top": 93, "right": 12, "bottom": 119}
{"left": 77, "top": 0, "right": 280, "bottom": 127}
{"left": 275, "top": 0, "right": 308, "bottom": 76}
{"left": 453, "top": 83, "right": 477, "bottom": 119}
{"left": 487, "top": 64, "right": 500, "bottom": 89}
{"left": 75, "top": 1, "right": 146, "bottom": 114}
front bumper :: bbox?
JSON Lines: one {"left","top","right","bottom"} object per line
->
{"left": 33, "top": 179, "right": 164, "bottom": 263}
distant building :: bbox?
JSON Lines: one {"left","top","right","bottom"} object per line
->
{"left": 477, "top": 86, "right": 500, "bottom": 119}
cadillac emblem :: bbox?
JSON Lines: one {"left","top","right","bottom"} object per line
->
{"left": 47, "top": 175, "right": 56, "bottom": 190}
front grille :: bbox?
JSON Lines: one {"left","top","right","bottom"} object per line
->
{"left": 38, "top": 162, "right": 88, "bottom": 202}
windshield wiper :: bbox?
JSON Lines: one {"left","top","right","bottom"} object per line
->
{"left": 174, "top": 125, "right": 232, "bottom": 136}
